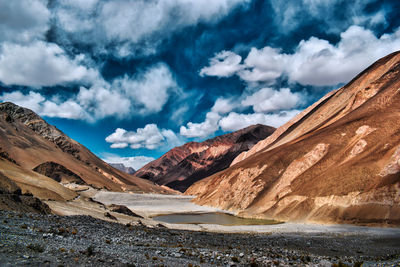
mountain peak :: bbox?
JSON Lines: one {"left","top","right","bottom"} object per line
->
{"left": 135, "top": 124, "right": 275, "bottom": 192}
{"left": 0, "top": 101, "right": 173, "bottom": 194}
{"left": 109, "top": 163, "right": 136, "bottom": 175}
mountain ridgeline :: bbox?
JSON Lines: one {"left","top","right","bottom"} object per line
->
{"left": 0, "top": 102, "right": 173, "bottom": 204}
{"left": 135, "top": 124, "right": 276, "bottom": 192}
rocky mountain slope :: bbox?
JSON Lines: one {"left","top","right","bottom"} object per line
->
{"left": 0, "top": 102, "right": 172, "bottom": 198}
{"left": 135, "top": 124, "right": 275, "bottom": 192}
{"left": 187, "top": 51, "right": 400, "bottom": 225}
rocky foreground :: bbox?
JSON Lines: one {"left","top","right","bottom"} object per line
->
{"left": 0, "top": 211, "right": 399, "bottom": 266}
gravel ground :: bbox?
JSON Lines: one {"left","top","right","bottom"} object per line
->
{"left": 0, "top": 210, "right": 399, "bottom": 266}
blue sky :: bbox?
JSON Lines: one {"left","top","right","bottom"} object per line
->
{"left": 1, "top": 0, "right": 400, "bottom": 169}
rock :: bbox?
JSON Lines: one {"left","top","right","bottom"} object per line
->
{"left": 104, "top": 212, "right": 117, "bottom": 220}
{"left": 107, "top": 204, "right": 143, "bottom": 218}
{"left": 171, "top": 252, "right": 181, "bottom": 258}
{"left": 317, "top": 260, "right": 332, "bottom": 267}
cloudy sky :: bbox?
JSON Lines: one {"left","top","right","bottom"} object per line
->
{"left": 1, "top": 0, "right": 399, "bottom": 169}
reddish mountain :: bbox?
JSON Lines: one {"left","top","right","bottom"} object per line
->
{"left": 135, "top": 124, "right": 275, "bottom": 192}
{"left": 187, "top": 51, "right": 400, "bottom": 226}
{"left": 0, "top": 102, "right": 173, "bottom": 199}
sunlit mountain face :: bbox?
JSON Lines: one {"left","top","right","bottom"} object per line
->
{"left": 0, "top": 0, "right": 399, "bottom": 169}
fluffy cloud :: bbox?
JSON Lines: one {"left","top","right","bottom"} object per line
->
{"left": 76, "top": 83, "right": 131, "bottom": 120}
{"left": 219, "top": 110, "right": 300, "bottom": 131}
{"left": 0, "top": 41, "right": 95, "bottom": 87}
{"left": 0, "top": 0, "right": 50, "bottom": 44}
{"left": 0, "top": 1, "right": 100, "bottom": 88}
{"left": 101, "top": 154, "right": 155, "bottom": 170}
{"left": 200, "top": 26, "right": 400, "bottom": 86}
{"left": 106, "top": 124, "right": 182, "bottom": 150}
{"left": 180, "top": 96, "right": 238, "bottom": 138}
{"left": 0, "top": 91, "right": 85, "bottom": 119}
{"left": 200, "top": 51, "right": 242, "bottom": 77}
{"left": 0, "top": 63, "right": 180, "bottom": 121}
{"left": 286, "top": 26, "right": 400, "bottom": 85}
{"left": 180, "top": 85, "right": 303, "bottom": 137}
{"left": 180, "top": 111, "right": 221, "bottom": 138}
{"left": 241, "top": 88, "right": 301, "bottom": 113}
{"left": 112, "top": 63, "right": 178, "bottom": 114}
{"left": 53, "top": 0, "right": 250, "bottom": 57}
{"left": 238, "top": 47, "right": 288, "bottom": 83}
{"left": 211, "top": 98, "right": 237, "bottom": 114}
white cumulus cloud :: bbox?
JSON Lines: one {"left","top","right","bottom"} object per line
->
{"left": 0, "top": 91, "right": 85, "bottom": 119}
{"left": 200, "top": 26, "right": 400, "bottom": 86}
{"left": 53, "top": 0, "right": 250, "bottom": 57}
{"left": 219, "top": 110, "right": 300, "bottom": 131}
{"left": 0, "top": 62, "right": 180, "bottom": 121}
{"left": 112, "top": 63, "right": 178, "bottom": 114}
{"left": 180, "top": 86, "right": 302, "bottom": 137}
{"left": 0, "top": 0, "right": 50, "bottom": 44}
{"left": 0, "top": 41, "right": 95, "bottom": 87}
{"left": 241, "top": 87, "right": 301, "bottom": 113}
{"left": 106, "top": 124, "right": 182, "bottom": 150}
{"left": 180, "top": 111, "right": 221, "bottom": 138}
{"left": 200, "top": 51, "right": 242, "bottom": 77}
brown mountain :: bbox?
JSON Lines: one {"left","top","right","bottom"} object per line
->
{"left": 135, "top": 124, "right": 275, "bottom": 192}
{"left": 0, "top": 102, "right": 172, "bottom": 199}
{"left": 187, "top": 51, "right": 400, "bottom": 226}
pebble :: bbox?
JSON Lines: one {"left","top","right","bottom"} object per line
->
{"left": 317, "top": 259, "right": 332, "bottom": 267}
{"left": 171, "top": 252, "right": 182, "bottom": 258}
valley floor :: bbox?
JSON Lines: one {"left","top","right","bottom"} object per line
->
{"left": 0, "top": 210, "right": 399, "bottom": 267}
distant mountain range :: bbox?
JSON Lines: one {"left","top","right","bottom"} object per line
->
{"left": 135, "top": 124, "right": 275, "bottom": 192}
{"left": 108, "top": 163, "right": 136, "bottom": 175}
{"left": 187, "top": 51, "right": 400, "bottom": 226}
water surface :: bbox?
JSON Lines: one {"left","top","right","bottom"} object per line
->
{"left": 153, "top": 212, "right": 280, "bottom": 226}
